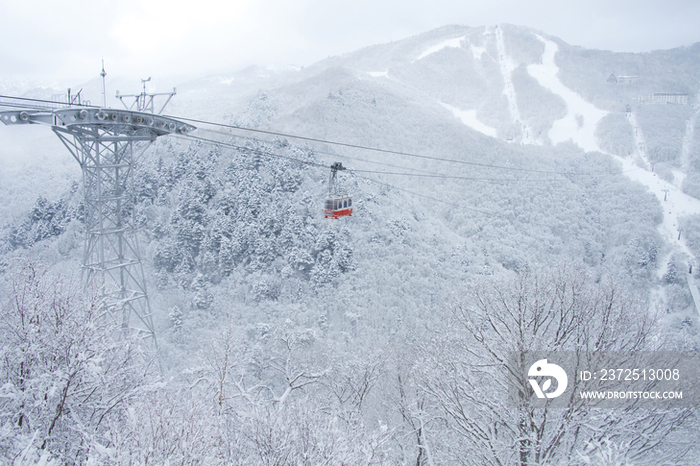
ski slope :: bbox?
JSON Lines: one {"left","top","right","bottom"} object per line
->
{"left": 681, "top": 90, "right": 700, "bottom": 172}
{"left": 526, "top": 32, "right": 700, "bottom": 310}
{"left": 617, "top": 156, "right": 700, "bottom": 257}
{"left": 524, "top": 33, "right": 699, "bottom": 253}
{"left": 414, "top": 35, "right": 466, "bottom": 62}
{"left": 527, "top": 35, "right": 607, "bottom": 152}
{"left": 439, "top": 102, "right": 497, "bottom": 137}
{"left": 494, "top": 26, "right": 536, "bottom": 144}
{"left": 619, "top": 153, "right": 700, "bottom": 315}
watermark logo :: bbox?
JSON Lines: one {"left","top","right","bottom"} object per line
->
{"left": 510, "top": 352, "right": 699, "bottom": 408}
{"left": 528, "top": 359, "right": 568, "bottom": 399}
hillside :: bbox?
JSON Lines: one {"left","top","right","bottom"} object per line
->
{"left": 1, "top": 23, "right": 699, "bottom": 465}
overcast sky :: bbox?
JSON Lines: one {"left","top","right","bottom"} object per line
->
{"left": 2, "top": 0, "right": 699, "bottom": 86}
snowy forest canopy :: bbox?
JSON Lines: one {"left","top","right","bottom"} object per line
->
{"left": 1, "top": 131, "right": 697, "bottom": 465}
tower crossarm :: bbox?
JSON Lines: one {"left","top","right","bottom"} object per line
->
{"left": 116, "top": 88, "right": 177, "bottom": 114}
{"left": 0, "top": 108, "right": 195, "bottom": 136}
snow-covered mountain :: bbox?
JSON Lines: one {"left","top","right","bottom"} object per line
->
{"left": 172, "top": 24, "right": 699, "bottom": 148}
{"left": 4, "top": 21, "right": 700, "bottom": 356}
{"left": 1, "top": 24, "right": 700, "bottom": 464}
{"left": 4, "top": 22, "right": 700, "bottom": 349}
{"left": 170, "top": 24, "right": 700, "bottom": 289}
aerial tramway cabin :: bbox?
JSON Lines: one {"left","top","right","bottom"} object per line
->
{"left": 324, "top": 196, "right": 352, "bottom": 219}
{"left": 324, "top": 161, "right": 352, "bottom": 219}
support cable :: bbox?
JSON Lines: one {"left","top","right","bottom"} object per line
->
{"left": 175, "top": 133, "right": 609, "bottom": 217}
{"left": 166, "top": 114, "right": 599, "bottom": 176}
{"left": 0, "top": 93, "right": 629, "bottom": 179}
{"left": 177, "top": 133, "right": 594, "bottom": 186}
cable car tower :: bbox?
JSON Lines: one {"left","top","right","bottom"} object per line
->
{"left": 0, "top": 75, "right": 195, "bottom": 343}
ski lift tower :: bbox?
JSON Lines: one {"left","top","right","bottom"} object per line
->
{"left": 0, "top": 83, "right": 195, "bottom": 343}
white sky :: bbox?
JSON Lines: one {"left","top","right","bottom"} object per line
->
{"left": 2, "top": 0, "right": 699, "bottom": 85}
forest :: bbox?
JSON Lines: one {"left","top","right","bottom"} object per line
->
{"left": 1, "top": 131, "right": 698, "bottom": 465}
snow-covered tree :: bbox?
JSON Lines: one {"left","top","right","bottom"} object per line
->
{"left": 418, "top": 266, "right": 693, "bottom": 465}
{"left": 0, "top": 263, "right": 148, "bottom": 463}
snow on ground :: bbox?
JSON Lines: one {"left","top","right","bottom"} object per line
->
{"left": 494, "top": 26, "right": 537, "bottom": 145}
{"left": 469, "top": 44, "right": 486, "bottom": 60}
{"left": 367, "top": 71, "right": 389, "bottom": 78}
{"left": 618, "top": 156, "right": 700, "bottom": 259}
{"left": 528, "top": 35, "right": 607, "bottom": 152}
{"left": 617, "top": 154, "right": 700, "bottom": 315}
{"left": 622, "top": 107, "right": 700, "bottom": 313}
{"left": 439, "top": 102, "right": 497, "bottom": 137}
{"left": 625, "top": 108, "right": 700, "bottom": 259}
{"left": 680, "top": 90, "right": 700, "bottom": 171}
{"left": 672, "top": 170, "right": 687, "bottom": 191}
{"left": 414, "top": 36, "right": 466, "bottom": 62}
{"left": 627, "top": 111, "right": 651, "bottom": 168}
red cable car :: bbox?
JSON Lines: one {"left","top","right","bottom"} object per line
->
{"left": 324, "top": 162, "right": 353, "bottom": 219}
{"left": 324, "top": 196, "right": 352, "bottom": 219}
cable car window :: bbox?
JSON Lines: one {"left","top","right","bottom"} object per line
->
{"left": 343, "top": 200, "right": 347, "bottom": 208}
{"left": 348, "top": 199, "right": 352, "bottom": 207}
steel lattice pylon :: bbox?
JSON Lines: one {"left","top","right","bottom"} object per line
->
{"left": 1, "top": 107, "right": 195, "bottom": 341}
{"left": 54, "top": 124, "right": 155, "bottom": 337}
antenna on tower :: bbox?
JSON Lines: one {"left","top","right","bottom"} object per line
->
{"left": 142, "top": 77, "right": 151, "bottom": 95}
{"left": 100, "top": 60, "right": 107, "bottom": 108}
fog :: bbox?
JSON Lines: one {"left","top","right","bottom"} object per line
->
{"left": 2, "top": 0, "right": 699, "bottom": 84}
